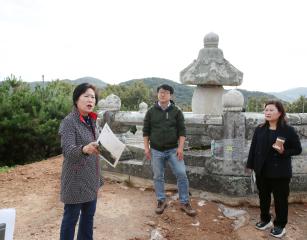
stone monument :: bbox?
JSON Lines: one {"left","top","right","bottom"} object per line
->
{"left": 180, "top": 32, "right": 243, "bottom": 114}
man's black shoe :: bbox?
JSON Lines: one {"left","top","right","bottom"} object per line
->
{"left": 155, "top": 200, "right": 167, "bottom": 214}
{"left": 180, "top": 202, "right": 197, "bottom": 217}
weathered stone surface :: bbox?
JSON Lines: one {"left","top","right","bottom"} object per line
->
{"left": 186, "top": 125, "right": 208, "bottom": 135}
{"left": 299, "top": 113, "right": 307, "bottom": 124}
{"left": 186, "top": 133, "right": 212, "bottom": 148}
{"left": 121, "top": 126, "right": 144, "bottom": 147}
{"left": 204, "top": 115, "right": 223, "bottom": 125}
{"left": 97, "top": 110, "right": 129, "bottom": 134}
{"left": 243, "top": 113, "right": 264, "bottom": 140}
{"left": 114, "top": 111, "right": 145, "bottom": 125}
{"left": 180, "top": 32, "right": 243, "bottom": 86}
{"left": 191, "top": 86, "right": 224, "bottom": 114}
{"left": 223, "top": 112, "right": 245, "bottom": 139}
{"left": 292, "top": 156, "right": 307, "bottom": 174}
{"left": 184, "top": 112, "right": 206, "bottom": 125}
{"left": 180, "top": 32, "right": 243, "bottom": 115}
{"left": 98, "top": 96, "right": 307, "bottom": 197}
{"left": 102, "top": 148, "right": 307, "bottom": 196}
{"left": 293, "top": 125, "right": 307, "bottom": 139}
{"left": 207, "top": 125, "right": 224, "bottom": 140}
{"left": 205, "top": 158, "right": 246, "bottom": 176}
{"left": 287, "top": 113, "right": 301, "bottom": 125}
{"left": 243, "top": 112, "right": 264, "bottom": 123}
{"left": 189, "top": 172, "right": 251, "bottom": 196}
{"left": 222, "top": 89, "right": 244, "bottom": 112}
{"left": 139, "top": 102, "right": 148, "bottom": 113}
{"left": 290, "top": 176, "right": 307, "bottom": 192}
{"left": 183, "top": 150, "right": 210, "bottom": 167}
{"left": 98, "top": 94, "right": 121, "bottom": 111}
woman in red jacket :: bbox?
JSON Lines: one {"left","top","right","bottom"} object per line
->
{"left": 246, "top": 100, "right": 302, "bottom": 238}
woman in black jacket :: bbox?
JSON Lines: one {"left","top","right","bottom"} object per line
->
{"left": 246, "top": 100, "right": 302, "bottom": 238}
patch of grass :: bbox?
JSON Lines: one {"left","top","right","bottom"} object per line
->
{"left": 0, "top": 166, "right": 13, "bottom": 173}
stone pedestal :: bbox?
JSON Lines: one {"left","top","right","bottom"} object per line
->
{"left": 192, "top": 86, "right": 224, "bottom": 114}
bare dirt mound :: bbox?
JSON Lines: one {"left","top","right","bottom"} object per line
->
{"left": 0, "top": 156, "right": 306, "bottom": 240}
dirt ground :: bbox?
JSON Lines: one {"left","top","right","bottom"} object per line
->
{"left": 0, "top": 156, "right": 307, "bottom": 240}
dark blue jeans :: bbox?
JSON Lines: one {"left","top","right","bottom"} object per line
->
{"left": 60, "top": 199, "right": 97, "bottom": 240}
{"left": 151, "top": 148, "right": 189, "bottom": 204}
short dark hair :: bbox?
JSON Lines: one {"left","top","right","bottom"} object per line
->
{"left": 73, "top": 83, "right": 98, "bottom": 107}
{"left": 157, "top": 84, "right": 174, "bottom": 94}
{"left": 264, "top": 100, "right": 287, "bottom": 127}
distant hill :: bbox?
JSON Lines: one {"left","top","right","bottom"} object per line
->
{"left": 269, "top": 87, "right": 307, "bottom": 102}
{"left": 65, "top": 77, "right": 107, "bottom": 89}
{"left": 27, "top": 76, "right": 107, "bottom": 90}
{"left": 16, "top": 75, "right": 306, "bottom": 106}
{"left": 120, "top": 77, "right": 281, "bottom": 107}
{"left": 120, "top": 77, "right": 194, "bottom": 106}
{"left": 27, "top": 81, "right": 46, "bottom": 90}
{"left": 236, "top": 89, "right": 280, "bottom": 104}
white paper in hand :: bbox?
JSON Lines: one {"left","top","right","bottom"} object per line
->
{"left": 96, "top": 123, "right": 125, "bottom": 168}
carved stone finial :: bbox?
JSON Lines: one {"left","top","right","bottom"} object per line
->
{"left": 97, "top": 94, "right": 121, "bottom": 111}
{"left": 139, "top": 102, "right": 148, "bottom": 113}
{"left": 204, "top": 32, "right": 219, "bottom": 48}
{"left": 222, "top": 89, "right": 244, "bottom": 112}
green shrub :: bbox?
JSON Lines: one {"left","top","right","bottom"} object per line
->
{"left": 0, "top": 75, "right": 73, "bottom": 166}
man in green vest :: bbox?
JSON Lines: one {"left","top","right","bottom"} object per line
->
{"left": 143, "top": 84, "right": 196, "bottom": 217}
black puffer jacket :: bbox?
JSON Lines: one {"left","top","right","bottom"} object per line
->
{"left": 246, "top": 123, "right": 302, "bottom": 178}
{"left": 143, "top": 101, "right": 186, "bottom": 151}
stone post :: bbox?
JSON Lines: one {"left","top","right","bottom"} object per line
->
{"left": 222, "top": 90, "right": 245, "bottom": 139}
{"left": 138, "top": 102, "right": 148, "bottom": 113}
{"left": 222, "top": 89, "right": 246, "bottom": 161}
{"left": 97, "top": 94, "right": 121, "bottom": 131}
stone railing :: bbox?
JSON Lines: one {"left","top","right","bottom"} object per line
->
{"left": 97, "top": 94, "right": 307, "bottom": 196}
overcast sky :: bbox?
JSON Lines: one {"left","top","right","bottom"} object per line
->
{"left": 1, "top": 0, "right": 306, "bottom": 92}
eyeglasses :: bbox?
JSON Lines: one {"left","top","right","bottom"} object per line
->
{"left": 158, "top": 90, "right": 171, "bottom": 95}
